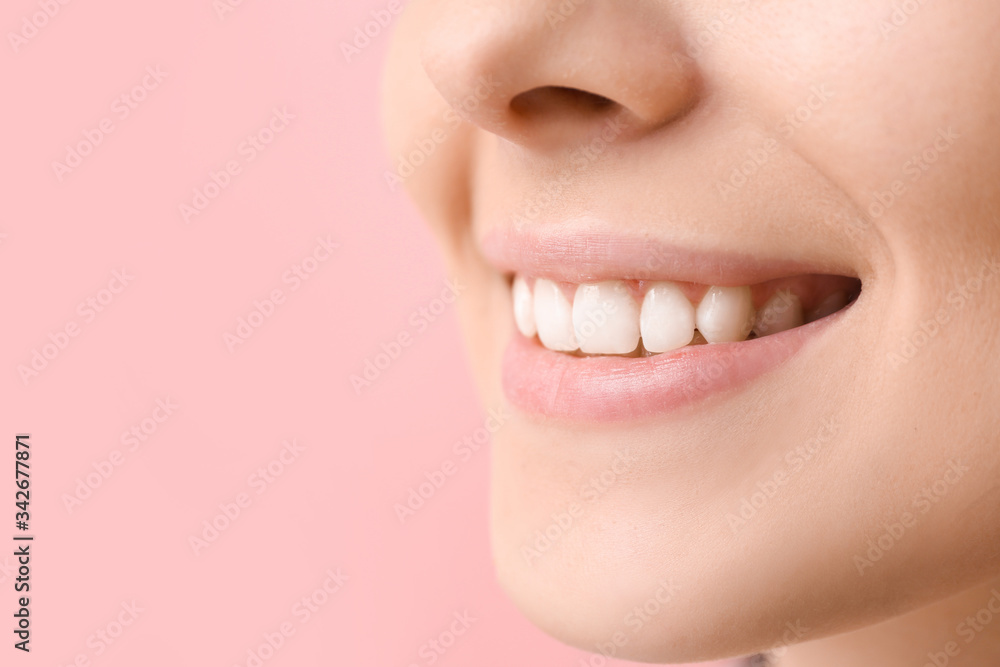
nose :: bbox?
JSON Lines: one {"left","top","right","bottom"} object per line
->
{"left": 419, "top": 0, "right": 700, "bottom": 148}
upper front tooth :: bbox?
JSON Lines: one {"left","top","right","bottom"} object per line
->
{"left": 640, "top": 282, "right": 696, "bottom": 353}
{"left": 533, "top": 278, "right": 578, "bottom": 351}
{"left": 753, "top": 290, "right": 803, "bottom": 337}
{"left": 572, "top": 281, "right": 640, "bottom": 354}
{"left": 512, "top": 275, "right": 536, "bottom": 338}
{"left": 696, "top": 286, "right": 755, "bottom": 343}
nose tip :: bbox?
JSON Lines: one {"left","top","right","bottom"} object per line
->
{"left": 420, "top": 0, "right": 700, "bottom": 147}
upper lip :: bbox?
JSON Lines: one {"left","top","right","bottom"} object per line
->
{"left": 478, "top": 219, "right": 860, "bottom": 287}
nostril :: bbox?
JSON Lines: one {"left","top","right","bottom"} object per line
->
{"left": 418, "top": 0, "right": 697, "bottom": 146}
{"left": 510, "top": 86, "right": 618, "bottom": 120}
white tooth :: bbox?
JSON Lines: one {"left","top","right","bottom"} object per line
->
{"left": 640, "top": 282, "right": 695, "bottom": 353}
{"left": 753, "top": 290, "right": 803, "bottom": 337}
{"left": 512, "top": 275, "right": 536, "bottom": 338}
{"left": 696, "top": 286, "right": 756, "bottom": 343}
{"left": 533, "top": 279, "right": 578, "bottom": 352}
{"left": 572, "top": 281, "right": 640, "bottom": 354}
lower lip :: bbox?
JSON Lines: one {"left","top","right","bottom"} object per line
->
{"left": 501, "top": 313, "right": 841, "bottom": 422}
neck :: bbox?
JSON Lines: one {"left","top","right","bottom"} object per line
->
{"left": 772, "top": 576, "right": 1000, "bottom": 667}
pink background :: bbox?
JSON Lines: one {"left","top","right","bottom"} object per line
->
{"left": 2, "top": 1, "right": 743, "bottom": 665}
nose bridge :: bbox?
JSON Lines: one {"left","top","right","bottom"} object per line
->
{"left": 420, "top": 0, "right": 700, "bottom": 146}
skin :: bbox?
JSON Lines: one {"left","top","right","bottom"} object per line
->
{"left": 380, "top": 1, "right": 1000, "bottom": 664}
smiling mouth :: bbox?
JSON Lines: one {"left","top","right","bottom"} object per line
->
{"left": 482, "top": 226, "right": 863, "bottom": 421}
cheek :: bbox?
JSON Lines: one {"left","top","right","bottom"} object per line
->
{"left": 715, "top": 1, "right": 1000, "bottom": 230}
{"left": 381, "top": 1, "right": 478, "bottom": 240}
{"left": 447, "top": 250, "right": 510, "bottom": 403}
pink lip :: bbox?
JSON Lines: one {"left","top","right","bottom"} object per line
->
{"left": 483, "top": 224, "right": 855, "bottom": 421}
{"left": 501, "top": 310, "right": 842, "bottom": 422}
{"left": 480, "top": 224, "right": 853, "bottom": 286}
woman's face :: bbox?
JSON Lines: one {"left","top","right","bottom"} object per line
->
{"left": 382, "top": 1, "right": 1000, "bottom": 661}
